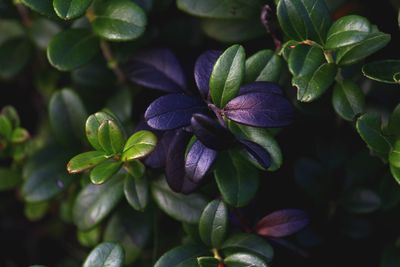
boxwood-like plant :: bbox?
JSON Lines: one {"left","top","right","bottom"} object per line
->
{"left": 1, "top": 0, "right": 400, "bottom": 266}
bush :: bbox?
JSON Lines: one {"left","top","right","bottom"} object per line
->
{"left": 1, "top": 0, "right": 400, "bottom": 266}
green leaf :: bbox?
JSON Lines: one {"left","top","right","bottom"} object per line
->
{"left": 151, "top": 178, "right": 208, "bottom": 223}
{"left": 177, "top": 0, "right": 263, "bottom": 19}
{"left": 197, "top": 257, "right": 220, "bottom": 267}
{"left": 97, "top": 120, "right": 125, "bottom": 156}
{"left": 24, "top": 201, "right": 49, "bottom": 221}
{"left": 77, "top": 226, "right": 101, "bottom": 248}
{"left": 214, "top": 150, "right": 259, "bottom": 207}
{"left": 224, "top": 252, "right": 267, "bottom": 267}
{"left": 53, "top": 0, "right": 93, "bottom": 20}
{"left": 277, "top": 0, "right": 332, "bottom": 45}
{"left": 390, "top": 164, "right": 400, "bottom": 185}
{"left": 121, "top": 130, "right": 157, "bottom": 161}
{"left": 288, "top": 45, "right": 325, "bottom": 77}
{"left": 11, "top": 128, "right": 30, "bottom": 143}
{"left": 90, "top": 160, "right": 122, "bottom": 184}
{"left": 91, "top": 0, "right": 147, "bottom": 41}
{"left": 67, "top": 151, "right": 107, "bottom": 174}
{"left": 356, "top": 113, "right": 392, "bottom": 158}
{"left": 20, "top": 0, "right": 57, "bottom": 17}
{"left": 386, "top": 104, "right": 400, "bottom": 136}
{"left": 29, "top": 18, "right": 61, "bottom": 50}
{"left": 362, "top": 60, "right": 400, "bottom": 84}
{"left": 336, "top": 32, "right": 391, "bottom": 66}
{"left": 0, "top": 38, "right": 32, "bottom": 80}
{"left": 124, "top": 160, "right": 145, "bottom": 179}
{"left": 154, "top": 245, "right": 208, "bottom": 267}
{"left": 47, "top": 29, "right": 99, "bottom": 71}
{"left": 228, "top": 122, "right": 282, "bottom": 171}
{"left": 1, "top": 105, "right": 20, "bottom": 129}
{"left": 0, "top": 115, "right": 12, "bottom": 139}
{"left": 389, "top": 140, "right": 400, "bottom": 168}
{"left": 83, "top": 242, "right": 124, "bottom": 267}
{"left": 332, "top": 80, "right": 365, "bottom": 121}
{"left": 49, "top": 89, "right": 88, "bottom": 146}
{"left": 104, "top": 208, "right": 151, "bottom": 264}
{"left": 199, "top": 199, "right": 228, "bottom": 248}
{"left": 201, "top": 18, "right": 264, "bottom": 43}
{"left": 210, "top": 44, "right": 245, "bottom": 107}
{"left": 339, "top": 188, "right": 381, "bottom": 214}
{"left": 245, "top": 50, "right": 284, "bottom": 83}
{"left": 222, "top": 233, "right": 274, "bottom": 263}
{"left": 73, "top": 175, "right": 124, "bottom": 230}
{"left": 124, "top": 174, "right": 148, "bottom": 211}
{"left": 0, "top": 168, "right": 21, "bottom": 191}
{"left": 85, "top": 112, "right": 116, "bottom": 151}
{"left": 325, "top": 15, "right": 375, "bottom": 50}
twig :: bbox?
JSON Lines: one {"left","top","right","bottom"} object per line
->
{"left": 260, "top": 5, "right": 282, "bottom": 51}
{"left": 14, "top": 0, "right": 32, "bottom": 28}
{"left": 99, "top": 40, "right": 126, "bottom": 84}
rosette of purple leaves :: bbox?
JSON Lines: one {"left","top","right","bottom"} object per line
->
{"left": 126, "top": 45, "right": 294, "bottom": 194}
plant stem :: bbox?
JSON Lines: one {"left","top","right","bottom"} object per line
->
{"left": 260, "top": 5, "right": 282, "bottom": 51}
{"left": 324, "top": 51, "right": 334, "bottom": 64}
{"left": 13, "top": 0, "right": 32, "bottom": 28}
{"left": 212, "top": 248, "right": 223, "bottom": 261}
{"left": 99, "top": 40, "right": 126, "bottom": 84}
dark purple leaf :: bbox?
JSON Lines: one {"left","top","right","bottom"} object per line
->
{"left": 239, "top": 81, "right": 283, "bottom": 96}
{"left": 224, "top": 92, "right": 294, "bottom": 128}
{"left": 145, "top": 94, "right": 206, "bottom": 130}
{"left": 255, "top": 209, "right": 309, "bottom": 238}
{"left": 185, "top": 140, "right": 217, "bottom": 183}
{"left": 191, "top": 113, "right": 236, "bottom": 150}
{"left": 239, "top": 139, "right": 271, "bottom": 169}
{"left": 166, "top": 130, "right": 200, "bottom": 194}
{"left": 125, "top": 48, "right": 187, "bottom": 93}
{"left": 144, "top": 131, "right": 176, "bottom": 168}
{"left": 194, "top": 50, "right": 222, "bottom": 98}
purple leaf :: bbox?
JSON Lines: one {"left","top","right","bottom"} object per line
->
{"left": 166, "top": 129, "right": 200, "bottom": 194}
{"left": 125, "top": 48, "right": 187, "bottom": 93}
{"left": 194, "top": 50, "right": 222, "bottom": 98}
{"left": 144, "top": 131, "right": 176, "bottom": 168}
{"left": 224, "top": 92, "right": 294, "bottom": 128}
{"left": 191, "top": 113, "right": 236, "bottom": 150}
{"left": 239, "top": 81, "right": 283, "bottom": 96}
{"left": 239, "top": 139, "right": 271, "bottom": 169}
{"left": 145, "top": 94, "right": 206, "bottom": 130}
{"left": 255, "top": 209, "right": 309, "bottom": 238}
{"left": 185, "top": 140, "right": 217, "bottom": 183}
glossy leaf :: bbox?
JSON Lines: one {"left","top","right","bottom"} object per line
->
{"left": 83, "top": 242, "right": 124, "bottom": 267}
{"left": 288, "top": 45, "right": 325, "bottom": 77}
{"left": 332, "top": 80, "right": 365, "bottom": 121}
{"left": 185, "top": 140, "right": 217, "bottom": 183}
{"left": 145, "top": 94, "right": 206, "bottom": 130}
{"left": 124, "top": 174, "right": 148, "bottom": 211}
{"left": 224, "top": 252, "right": 267, "bottom": 267}
{"left": 67, "top": 151, "right": 107, "bottom": 174}
{"left": 151, "top": 178, "right": 207, "bottom": 223}
{"left": 214, "top": 150, "right": 259, "bottom": 207}
{"left": 356, "top": 113, "right": 391, "bottom": 158}
{"left": 90, "top": 160, "right": 122, "bottom": 184}
{"left": 121, "top": 130, "right": 157, "bottom": 161}
{"left": 126, "top": 48, "right": 187, "bottom": 93}
{"left": 239, "top": 140, "right": 271, "bottom": 170}
{"left": 194, "top": 50, "right": 222, "bottom": 98}
{"left": 222, "top": 233, "right": 274, "bottom": 262}
{"left": 154, "top": 244, "right": 207, "bottom": 267}
{"left": 199, "top": 199, "right": 228, "bottom": 248}
{"left": 124, "top": 160, "right": 145, "bottom": 179}
{"left": 97, "top": 120, "right": 125, "bottom": 155}
{"left": 197, "top": 257, "right": 220, "bottom": 267}
{"left": 209, "top": 44, "right": 245, "bottom": 108}
{"left": 85, "top": 112, "right": 115, "bottom": 151}
{"left": 91, "top": 0, "right": 147, "bottom": 41}
{"left": 144, "top": 131, "right": 175, "bottom": 168}
{"left": 0, "top": 115, "right": 12, "bottom": 139}
{"left": 238, "top": 82, "right": 283, "bottom": 96}
{"left": 47, "top": 29, "right": 99, "bottom": 71}
{"left": 73, "top": 176, "right": 124, "bottom": 230}
{"left": 1, "top": 106, "right": 20, "bottom": 129}
{"left": 340, "top": 188, "right": 381, "bottom": 214}
{"left": 277, "top": 0, "right": 332, "bottom": 44}
{"left": 11, "top": 128, "right": 30, "bottom": 144}
{"left": 77, "top": 227, "right": 101, "bottom": 248}
{"left": 53, "top": 0, "right": 93, "bottom": 20}
{"left": 0, "top": 38, "right": 32, "bottom": 80}
{"left": 20, "top": 0, "right": 57, "bottom": 17}
{"left": 362, "top": 60, "right": 400, "bottom": 84}
{"left": 245, "top": 50, "right": 284, "bottom": 83}
{"left": 389, "top": 140, "right": 400, "bottom": 169}
{"left": 255, "top": 209, "right": 309, "bottom": 238}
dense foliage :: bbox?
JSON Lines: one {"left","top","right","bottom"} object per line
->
{"left": 1, "top": 0, "right": 400, "bottom": 266}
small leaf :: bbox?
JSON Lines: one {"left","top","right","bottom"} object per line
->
{"left": 11, "top": 128, "right": 30, "bottom": 143}
{"left": 53, "top": 0, "right": 93, "bottom": 20}
{"left": 255, "top": 209, "right": 309, "bottom": 238}
{"left": 90, "top": 160, "right": 122, "bottom": 184}
{"left": 1, "top": 106, "right": 20, "bottom": 128}
{"left": 73, "top": 176, "right": 124, "bottom": 230}
{"left": 197, "top": 256, "right": 220, "bottom": 267}
{"left": 83, "top": 242, "right": 124, "bottom": 267}
{"left": 20, "top": 0, "right": 57, "bottom": 17}
{"left": 245, "top": 49, "right": 284, "bottom": 83}
{"left": 199, "top": 199, "right": 228, "bottom": 248}
{"left": 124, "top": 174, "right": 149, "bottom": 211}
{"left": 339, "top": 188, "right": 381, "bottom": 214}
{"left": 151, "top": 178, "right": 208, "bottom": 223}
{"left": 97, "top": 120, "right": 125, "bottom": 155}
{"left": 362, "top": 60, "right": 400, "bottom": 84}
{"left": 210, "top": 44, "right": 245, "bottom": 108}
{"left": 0, "top": 115, "right": 12, "bottom": 139}
{"left": 67, "top": 151, "right": 107, "bottom": 174}
{"left": 77, "top": 227, "right": 101, "bottom": 248}
{"left": 121, "top": 130, "right": 157, "bottom": 161}
{"left": 85, "top": 112, "right": 115, "bottom": 151}
{"left": 194, "top": 50, "right": 222, "bottom": 98}
{"left": 239, "top": 140, "right": 271, "bottom": 170}
{"left": 47, "top": 29, "right": 99, "bottom": 71}
{"left": 0, "top": 38, "right": 32, "bottom": 80}
{"left": 185, "top": 140, "right": 217, "bottom": 183}
{"left": 224, "top": 252, "right": 267, "bottom": 267}
{"left": 154, "top": 245, "right": 208, "bottom": 267}
{"left": 24, "top": 201, "right": 49, "bottom": 221}
{"left": 332, "top": 80, "right": 365, "bottom": 121}
{"left": 124, "top": 160, "right": 145, "bottom": 179}
{"left": 390, "top": 140, "right": 400, "bottom": 168}
{"left": 91, "top": 0, "right": 147, "bottom": 41}
{"left": 214, "top": 150, "right": 259, "bottom": 207}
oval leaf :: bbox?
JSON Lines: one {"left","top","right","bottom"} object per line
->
{"left": 245, "top": 49, "right": 284, "bottom": 83}
{"left": 362, "top": 60, "right": 400, "bottom": 84}
{"left": 185, "top": 140, "right": 217, "bottom": 183}
{"left": 224, "top": 252, "right": 267, "bottom": 267}
{"left": 97, "top": 120, "right": 125, "bottom": 156}
{"left": 332, "top": 80, "right": 365, "bottom": 121}
{"left": 83, "top": 242, "right": 124, "bottom": 267}
{"left": 21, "top": 0, "right": 57, "bottom": 17}
{"left": 155, "top": 245, "right": 207, "bottom": 267}
{"left": 53, "top": 0, "right": 93, "bottom": 20}
{"left": 90, "top": 160, "right": 122, "bottom": 184}
{"left": 124, "top": 174, "right": 149, "bottom": 212}
{"left": 67, "top": 151, "right": 107, "bottom": 174}
{"left": 121, "top": 130, "right": 157, "bottom": 161}
{"left": 199, "top": 199, "right": 228, "bottom": 248}
{"left": 194, "top": 50, "right": 222, "bottom": 98}
{"left": 85, "top": 112, "right": 115, "bottom": 151}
